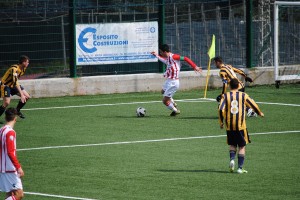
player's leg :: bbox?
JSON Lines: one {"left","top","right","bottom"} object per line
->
{"left": 162, "top": 80, "right": 180, "bottom": 116}
{"left": 237, "top": 146, "right": 247, "bottom": 173}
{"left": 236, "top": 130, "right": 248, "bottom": 174}
{"left": 0, "top": 86, "right": 12, "bottom": 117}
{"left": 6, "top": 190, "right": 24, "bottom": 200}
{"left": 229, "top": 145, "right": 237, "bottom": 172}
{"left": 163, "top": 96, "right": 180, "bottom": 116}
{"left": 13, "top": 86, "right": 30, "bottom": 119}
{"left": 227, "top": 131, "right": 237, "bottom": 172}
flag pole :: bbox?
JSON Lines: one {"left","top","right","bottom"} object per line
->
{"left": 204, "top": 34, "right": 215, "bottom": 98}
{"left": 204, "top": 59, "right": 211, "bottom": 98}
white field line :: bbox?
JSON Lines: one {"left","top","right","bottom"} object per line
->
{"left": 203, "top": 98, "right": 300, "bottom": 106}
{"left": 18, "top": 130, "right": 300, "bottom": 152}
{"left": 21, "top": 98, "right": 300, "bottom": 111}
{"left": 24, "top": 191, "right": 98, "bottom": 200}
{"left": 21, "top": 98, "right": 212, "bottom": 111}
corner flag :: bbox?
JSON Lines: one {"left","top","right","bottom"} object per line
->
{"left": 207, "top": 34, "right": 215, "bottom": 60}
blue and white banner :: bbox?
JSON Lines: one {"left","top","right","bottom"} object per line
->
{"left": 76, "top": 22, "right": 158, "bottom": 65}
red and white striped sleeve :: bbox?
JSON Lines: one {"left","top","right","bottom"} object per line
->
{"left": 172, "top": 54, "right": 197, "bottom": 69}
{"left": 6, "top": 130, "right": 21, "bottom": 170}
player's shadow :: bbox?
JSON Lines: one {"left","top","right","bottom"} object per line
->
{"left": 157, "top": 169, "right": 229, "bottom": 174}
{"left": 179, "top": 116, "right": 219, "bottom": 120}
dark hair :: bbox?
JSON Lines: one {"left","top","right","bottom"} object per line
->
{"left": 5, "top": 108, "right": 18, "bottom": 122}
{"left": 19, "top": 55, "right": 29, "bottom": 64}
{"left": 230, "top": 78, "right": 240, "bottom": 90}
{"left": 213, "top": 56, "right": 223, "bottom": 63}
{"left": 159, "top": 44, "right": 170, "bottom": 52}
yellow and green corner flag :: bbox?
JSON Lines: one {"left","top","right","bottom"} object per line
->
{"left": 204, "top": 34, "right": 215, "bottom": 98}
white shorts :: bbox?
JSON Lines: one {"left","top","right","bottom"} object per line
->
{"left": 0, "top": 173, "right": 23, "bottom": 192}
{"left": 162, "top": 79, "right": 179, "bottom": 98}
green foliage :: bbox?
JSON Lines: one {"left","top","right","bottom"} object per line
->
{"left": 0, "top": 84, "right": 299, "bottom": 200}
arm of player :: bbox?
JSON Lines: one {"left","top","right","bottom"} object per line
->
{"left": 6, "top": 131, "right": 23, "bottom": 176}
{"left": 151, "top": 52, "right": 168, "bottom": 65}
{"left": 218, "top": 94, "right": 226, "bottom": 129}
{"left": 245, "top": 95, "right": 264, "bottom": 117}
{"left": 173, "top": 54, "right": 202, "bottom": 73}
{"left": 232, "top": 67, "right": 253, "bottom": 82}
{"left": 12, "top": 68, "right": 26, "bottom": 103}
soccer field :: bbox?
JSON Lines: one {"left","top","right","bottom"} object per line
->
{"left": 1, "top": 84, "right": 300, "bottom": 200}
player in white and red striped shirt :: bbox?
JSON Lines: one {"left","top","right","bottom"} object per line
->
{"left": 0, "top": 108, "right": 24, "bottom": 200}
{"left": 151, "top": 44, "right": 202, "bottom": 116}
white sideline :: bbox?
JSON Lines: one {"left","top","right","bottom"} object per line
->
{"left": 18, "top": 130, "right": 300, "bottom": 152}
{"left": 24, "top": 192, "right": 98, "bottom": 200}
{"left": 21, "top": 98, "right": 300, "bottom": 111}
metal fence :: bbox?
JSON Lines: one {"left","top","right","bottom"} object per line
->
{"left": 0, "top": 0, "right": 299, "bottom": 78}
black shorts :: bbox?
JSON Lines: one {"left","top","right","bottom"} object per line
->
{"left": 227, "top": 129, "right": 251, "bottom": 147}
{"left": 0, "top": 85, "right": 24, "bottom": 98}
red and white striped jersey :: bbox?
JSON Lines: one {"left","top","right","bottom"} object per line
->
{"left": 0, "top": 125, "right": 21, "bottom": 173}
{"left": 156, "top": 53, "right": 197, "bottom": 80}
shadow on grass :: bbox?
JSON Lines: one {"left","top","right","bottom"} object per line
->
{"left": 157, "top": 169, "right": 229, "bottom": 174}
{"left": 179, "top": 116, "right": 219, "bottom": 120}
{"left": 106, "top": 115, "right": 219, "bottom": 120}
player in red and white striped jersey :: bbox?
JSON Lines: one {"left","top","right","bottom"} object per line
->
{"left": 151, "top": 44, "right": 202, "bottom": 116}
{"left": 0, "top": 108, "right": 24, "bottom": 200}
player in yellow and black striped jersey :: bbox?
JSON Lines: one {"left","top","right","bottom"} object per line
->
{"left": 213, "top": 56, "right": 257, "bottom": 117}
{"left": 0, "top": 55, "right": 30, "bottom": 119}
{"left": 218, "top": 78, "right": 264, "bottom": 174}
{"left": 213, "top": 56, "right": 253, "bottom": 100}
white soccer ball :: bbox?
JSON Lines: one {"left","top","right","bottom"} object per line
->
{"left": 136, "top": 107, "right": 146, "bottom": 117}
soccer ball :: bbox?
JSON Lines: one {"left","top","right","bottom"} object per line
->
{"left": 136, "top": 107, "right": 146, "bottom": 117}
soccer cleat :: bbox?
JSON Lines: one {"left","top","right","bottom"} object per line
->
{"left": 170, "top": 110, "right": 181, "bottom": 116}
{"left": 229, "top": 160, "right": 235, "bottom": 173}
{"left": 17, "top": 111, "right": 26, "bottom": 119}
{"left": 237, "top": 168, "right": 248, "bottom": 174}
{"left": 247, "top": 108, "right": 257, "bottom": 117}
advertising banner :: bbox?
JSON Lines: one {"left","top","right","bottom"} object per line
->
{"left": 76, "top": 22, "right": 158, "bottom": 65}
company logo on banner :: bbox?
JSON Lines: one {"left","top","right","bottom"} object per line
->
{"left": 76, "top": 22, "right": 158, "bottom": 65}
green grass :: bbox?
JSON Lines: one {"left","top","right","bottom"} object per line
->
{"left": 1, "top": 84, "right": 300, "bottom": 200}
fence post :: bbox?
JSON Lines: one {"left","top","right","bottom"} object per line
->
{"left": 158, "top": 0, "right": 165, "bottom": 72}
{"left": 246, "top": 0, "right": 253, "bottom": 68}
{"left": 69, "top": 0, "right": 77, "bottom": 77}
{"left": 61, "top": 16, "right": 67, "bottom": 67}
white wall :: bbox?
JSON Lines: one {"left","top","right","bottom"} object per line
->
{"left": 22, "top": 67, "right": 277, "bottom": 98}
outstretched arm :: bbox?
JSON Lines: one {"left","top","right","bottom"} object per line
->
{"left": 245, "top": 95, "right": 264, "bottom": 117}
{"left": 232, "top": 66, "right": 253, "bottom": 82}
{"left": 173, "top": 54, "right": 202, "bottom": 73}
{"left": 218, "top": 94, "right": 226, "bottom": 128}
{"left": 151, "top": 52, "right": 168, "bottom": 65}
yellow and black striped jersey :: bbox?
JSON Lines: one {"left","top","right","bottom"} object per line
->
{"left": 219, "top": 64, "right": 246, "bottom": 94}
{"left": 1, "top": 64, "right": 26, "bottom": 88}
{"left": 218, "top": 91, "right": 263, "bottom": 131}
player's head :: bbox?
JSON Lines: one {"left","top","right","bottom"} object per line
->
{"left": 230, "top": 78, "right": 240, "bottom": 90}
{"left": 159, "top": 44, "right": 170, "bottom": 52}
{"left": 159, "top": 44, "right": 170, "bottom": 57}
{"left": 19, "top": 55, "right": 30, "bottom": 68}
{"left": 213, "top": 56, "right": 223, "bottom": 68}
{"left": 5, "top": 108, "right": 18, "bottom": 122}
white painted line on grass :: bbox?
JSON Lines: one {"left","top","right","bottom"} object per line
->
{"left": 22, "top": 98, "right": 212, "bottom": 111}
{"left": 18, "top": 130, "right": 300, "bottom": 152}
{"left": 24, "top": 191, "right": 98, "bottom": 200}
{"left": 21, "top": 98, "right": 300, "bottom": 111}
{"left": 256, "top": 101, "right": 300, "bottom": 107}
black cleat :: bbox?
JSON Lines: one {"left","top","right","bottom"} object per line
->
{"left": 17, "top": 111, "right": 26, "bottom": 119}
{"left": 170, "top": 110, "right": 181, "bottom": 116}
